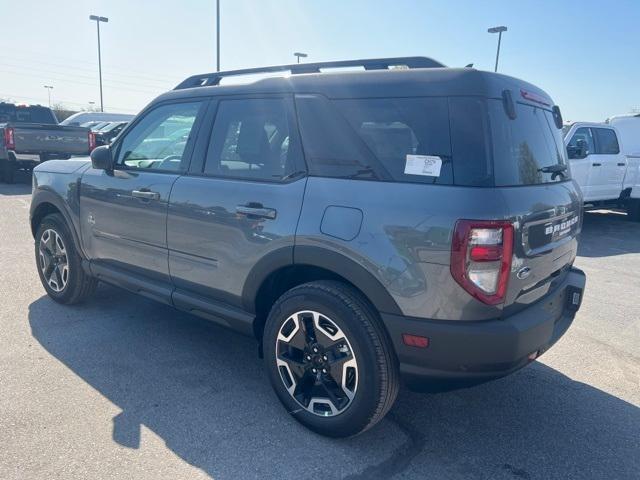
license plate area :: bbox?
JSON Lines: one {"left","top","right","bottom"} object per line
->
{"left": 565, "top": 286, "right": 583, "bottom": 312}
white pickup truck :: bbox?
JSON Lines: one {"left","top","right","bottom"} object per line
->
{"left": 563, "top": 115, "right": 640, "bottom": 220}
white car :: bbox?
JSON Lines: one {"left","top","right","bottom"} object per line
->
{"left": 60, "top": 112, "right": 134, "bottom": 127}
{"left": 563, "top": 120, "right": 640, "bottom": 220}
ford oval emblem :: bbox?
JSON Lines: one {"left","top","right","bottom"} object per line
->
{"left": 517, "top": 267, "right": 532, "bottom": 280}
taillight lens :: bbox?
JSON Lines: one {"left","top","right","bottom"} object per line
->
{"left": 450, "top": 220, "right": 514, "bottom": 305}
{"left": 88, "top": 131, "right": 96, "bottom": 152}
{"left": 4, "top": 127, "right": 15, "bottom": 150}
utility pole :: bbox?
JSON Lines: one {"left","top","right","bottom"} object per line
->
{"left": 216, "top": 0, "right": 220, "bottom": 71}
{"left": 488, "top": 26, "right": 507, "bottom": 72}
{"left": 294, "top": 52, "right": 308, "bottom": 64}
{"left": 43, "top": 85, "right": 53, "bottom": 107}
{"left": 89, "top": 15, "right": 109, "bottom": 112}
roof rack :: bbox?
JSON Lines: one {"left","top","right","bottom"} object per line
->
{"left": 174, "top": 56, "right": 446, "bottom": 90}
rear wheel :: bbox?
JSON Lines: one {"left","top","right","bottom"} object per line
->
{"left": 0, "top": 159, "right": 15, "bottom": 184}
{"left": 263, "top": 280, "right": 399, "bottom": 437}
{"left": 628, "top": 199, "right": 640, "bottom": 222}
{"left": 35, "top": 213, "right": 97, "bottom": 304}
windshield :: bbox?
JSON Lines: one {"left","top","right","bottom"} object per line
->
{"left": 489, "top": 100, "right": 569, "bottom": 186}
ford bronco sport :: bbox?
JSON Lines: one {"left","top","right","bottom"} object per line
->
{"left": 30, "top": 57, "right": 586, "bottom": 437}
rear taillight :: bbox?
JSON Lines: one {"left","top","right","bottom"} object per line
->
{"left": 88, "top": 131, "right": 96, "bottom": 152}
{"left": 450, "top": 220, "right": 514, "bottom": 305}
{"left": 4, "top": 127, "right": 15, "bottom": 150}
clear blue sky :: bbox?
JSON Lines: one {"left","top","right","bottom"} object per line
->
{"left": 0, "top": 0, "right": 638, "bottom": 121}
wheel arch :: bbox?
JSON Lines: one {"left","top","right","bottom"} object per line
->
{"left": 244, "top": 245, "right": 402, "bottom": 339}
{"left": 30, "top": 190, "right": 86, "bottom": 260}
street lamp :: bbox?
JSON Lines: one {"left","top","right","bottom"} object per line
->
{"left": 487, "top": 25, "right": 507, "bottom": 72}
{"left": 216, "top": 0, "right": 220, "bottom": 71}
{"left": 89, "top": 15, "right": 109, "bottom": 112}
{"left": 293, "top": 52, "right": 308, "bottom": 64}
{"left": 43, "top": 85, "right": 53, "bottom": 107}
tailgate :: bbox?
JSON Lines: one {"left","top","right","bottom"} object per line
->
{"left": 13, "top": 124, "right": 90, "bottom": 155}
{"left": 500, "top": 181, "right": 582, "bottom": 313}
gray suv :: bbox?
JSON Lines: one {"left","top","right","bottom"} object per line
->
{"left": 30, "top": 57, "right": 586, "bottom": 437}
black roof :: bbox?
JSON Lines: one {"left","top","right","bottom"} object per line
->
{"left": 155, "top": 56, "right": 554, "bottom": 107}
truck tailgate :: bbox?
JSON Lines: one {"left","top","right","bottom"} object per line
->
{"left": 13, "top": 124, "right": 90, "bottom": 155}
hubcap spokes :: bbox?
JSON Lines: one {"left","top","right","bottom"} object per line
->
{"left": 39, "top": 229, "right": 69, "bottom": 293}
{"left": 276, "top": 310, "right": 358, "bottom": 417}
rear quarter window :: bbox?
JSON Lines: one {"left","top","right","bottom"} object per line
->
{"left": 296, "top": 95, "right": 493, "bottom": 186}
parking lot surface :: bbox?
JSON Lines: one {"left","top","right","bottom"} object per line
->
{"left": 1, "top": 178, "right": 638, "bottom": 480}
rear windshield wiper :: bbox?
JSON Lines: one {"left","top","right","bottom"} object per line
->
{"left": 538, "top": 164, "right": 567, "bottom": 179}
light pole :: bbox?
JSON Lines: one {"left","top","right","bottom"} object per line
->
{"left": 293, "top": 52, "right": 308, "bottom": 64}
{"left": 43, "top": 85, "right": 53, "bottom": 107}
{"left": 216, "top": 0, "right": 220, "bottom": 71}
{"left": 488, "top": 26, "right": 507, "bottom": 72}
{"left": 89, "top": 15, "right": 109, "bottom": 112}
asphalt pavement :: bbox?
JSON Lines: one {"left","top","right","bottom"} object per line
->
{"left": 1, "top": 177, "right": 638, "bottom": 479}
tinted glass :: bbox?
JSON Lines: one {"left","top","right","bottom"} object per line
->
{"left": 335, "top": 97, "right": 454, "bottom": 184}
{"left": 204, "top": 98, "right": 299, "bottom": 181}
{"left": 567, "top": 127, "right": 595, "bottom": 157}
{"left": 490, "top": 100, "right": 569, "bottom": 186}
{"left": 116, "top": 101, "right": 202, "bottom": 171}
{"left": 295, "top": 95, "right": 372, "bottom": 179}
{"left": 594, "top": 128, "right": 620, "bottom": 154}
{"left": 0, "top": 104, "right": 56, "bottom": 124}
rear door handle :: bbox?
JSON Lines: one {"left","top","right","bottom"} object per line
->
{"left": 592, "top": 163, "right": 602, "bottom": 167}
{"left": 131, "top": 189, "right": 160, "bottom": 200}
{"left": 617, "top": 163, "right": 626, "bottom": 166}
{"left": 236, "top": 203, "right": 277, "bottom": 220}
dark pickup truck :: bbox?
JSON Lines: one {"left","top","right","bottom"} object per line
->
{"left": 0, "top": 103, "right": 94, "bottom": 183}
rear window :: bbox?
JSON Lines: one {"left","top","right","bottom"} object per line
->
{"left": 0, "top": 105, "right": 57, "bottom": 124}
{"left": 296, "top": 95, "right": 492, "bottom": 186}
{"left": 489, "top": 100, "right": 568, "bottom": 186}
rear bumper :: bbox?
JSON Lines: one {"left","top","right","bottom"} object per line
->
{"left": 381, "top": 267, "right": 586, "bottom": 389}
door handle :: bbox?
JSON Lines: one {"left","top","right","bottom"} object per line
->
{"left": 617, "top": 163, "right": 626, "bottom": 167}
{"left": 592, "top": 163, "right": 602, "bottom": 167}
{"left": 131, "top": 189, "right": 160, "bottom": 200}
{"left": 236, "top": 203, "right": 277, "bottom": 220}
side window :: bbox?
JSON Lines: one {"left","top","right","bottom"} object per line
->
{"left": 203, "top": 98, "right": 300, "bottom": 181}
{"left": 567, "top": 127, "right": 594, "bottom": 159}
{"left": 594, "top": 128, "right": 620, "bottom": 154}
{"left": 334, "top": 97, "right": 453, "bottom": 184}
{"left": 115, "top": 101, "right": 202, "bottom": 171}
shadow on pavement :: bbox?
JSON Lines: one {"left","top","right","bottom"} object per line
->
{"left": 578, "top": 210, "right": 640, "bottom": 257}
{"left": 29, "top": 285, "right": 639, "bottom": 479}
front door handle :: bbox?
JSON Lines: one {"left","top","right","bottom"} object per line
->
{"left": 236, "top": 203, "right": 277, "bottom": 220}
{"left": 592, "top": 163, "right": 602, "bottom": 167}
{"left": 131, "top": 189, "right": 160, "bottom": 200}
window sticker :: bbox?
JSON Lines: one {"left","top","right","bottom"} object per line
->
{"left": 404, "top": 155, "right": 442, "bottom": 177}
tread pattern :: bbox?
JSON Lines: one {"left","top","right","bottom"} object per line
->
{"left": 270, "top": 280, "right": 400, "bottom": 435}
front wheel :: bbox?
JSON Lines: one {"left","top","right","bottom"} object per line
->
{"left": 35, "top": 213, "right": 97, "bottom": 304}
{"left": 263, "top": 280, "right": 399, "bottom": 437}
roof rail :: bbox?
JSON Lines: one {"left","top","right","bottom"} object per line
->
{"left": 174, "top": 56, "right": 446, "bottom": 90}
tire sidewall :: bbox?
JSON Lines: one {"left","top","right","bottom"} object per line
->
{"left": 35, "top": 214, "right": 83, "bottom": 304}
{"left": 263, "top": 284, "right": 387, "bottom": 437}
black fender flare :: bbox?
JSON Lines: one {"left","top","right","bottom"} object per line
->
{"left": 242, "top": 245, "right": 402, "bottom": 316}
{"left": 30, "top": 188, "right": 87, "bottom": 260}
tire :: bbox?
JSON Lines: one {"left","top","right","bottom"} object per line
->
{"left": 627, "top": 200, "right": 640, "bottom": 222}
{"left": 0, "top": 159, "right": 14, "bottom": 184}
{"left": 263, "top": 280, "right": 399, "bottom": 437}
{"left": 35, "top": 213, "right": 97, "bottom": 304}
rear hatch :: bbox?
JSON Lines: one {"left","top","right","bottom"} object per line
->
{"left": 487, "top": 95, "right": 581, "bottom": 313}
{"left": 12, "top": 123, "right": 90, "bottom": 155}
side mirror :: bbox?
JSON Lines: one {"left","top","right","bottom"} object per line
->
{"left": 567, "top": 140, "right": 588, "bottom": 160}
{"left": 90, "top": 145, "right": 114, "bottom": 171}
